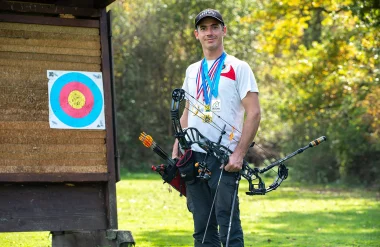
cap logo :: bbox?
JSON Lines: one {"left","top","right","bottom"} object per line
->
{"left": 199, "top": 10, "right": 216, "bottom": 17}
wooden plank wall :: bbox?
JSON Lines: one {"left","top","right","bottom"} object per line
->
{"left": 0, "top": 183, "right": 108, "bottom": 232}
{"left": 0, "top": 21, "right": 108, "bottom": 176}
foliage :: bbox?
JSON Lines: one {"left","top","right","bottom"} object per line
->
{"left": 110, "top": 0, "right": 379, "bottom": 186}
{"left": 111, "top": 0, "right": 262, "bottom": 171}
{"left": 1, "top": 175, "right": 380, "bottom": 246}
{"left": 246, "top": 0, "right": 380, "bottom": 185}
{"left": 111, "top": 0, "right": 204, "bottom": 170}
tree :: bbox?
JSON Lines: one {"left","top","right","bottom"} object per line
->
{"left": 245, "top": 0, "right": 379, "bottom": 185}
{"left": 110, "top": 0, "right": 379, "bottom": 187}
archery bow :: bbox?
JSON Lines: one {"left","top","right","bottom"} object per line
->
{"left": 139, "top": 88, "right": 327, "bottom": 247}
{"left": 139, "top": 88, "right": 327, "bottom": 196}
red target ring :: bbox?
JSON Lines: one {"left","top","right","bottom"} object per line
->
{"left": 59, "top": 82, "right": 94, "bottom": 118}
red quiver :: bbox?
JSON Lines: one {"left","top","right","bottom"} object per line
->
{"left": 151, "top": 160, "right": 186, "bottom": 197}
{"left": 151, "top": 150, "right": 195, "bottom": 197}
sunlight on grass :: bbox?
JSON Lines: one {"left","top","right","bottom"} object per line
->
{"left": 116, "top": 179, "right": 194, "bottom": 246}
{"left": 116, "top": 176, "right": 380, "bottom": 247}
{"left": 0, "top": 175, "right": 379, "bottom": 247}
{"left": 0, "top": 232, "right": 51, "bottom": 247}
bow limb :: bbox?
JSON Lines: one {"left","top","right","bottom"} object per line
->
{"left": 171, "top": 100, "right": 189, "bottom": 158}
{"left": 171, "top": 89, "right": 191, "bottom": 150}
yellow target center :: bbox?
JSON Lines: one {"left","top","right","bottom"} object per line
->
{"left": 68, "top": 90, "right": 86, "bottom": 109}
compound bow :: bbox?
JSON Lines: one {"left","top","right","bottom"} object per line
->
{"left": 139, "top": 88, "right": 327, "bottom": 196}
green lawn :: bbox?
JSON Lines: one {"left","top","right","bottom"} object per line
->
{"left": 1, "top": 174, "right": 379, "bottom": 247}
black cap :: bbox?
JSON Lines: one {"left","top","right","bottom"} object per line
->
{"left": 194, "top": 9, "right": 224, "bottom": 28}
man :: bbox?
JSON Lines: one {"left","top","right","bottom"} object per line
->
{"left": 172, "top": 9, "right": 261, "bottom": 247}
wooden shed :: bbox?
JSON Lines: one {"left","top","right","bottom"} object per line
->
{"left": 0, "top": 1, "right": 133, "bottom": 246}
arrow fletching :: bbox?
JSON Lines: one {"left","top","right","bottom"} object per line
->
{"left": 139, "top": 132, "right": 154, "bottom": 148}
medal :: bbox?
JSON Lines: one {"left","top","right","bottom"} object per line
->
{"left": 195, "top": 52, "right": 226, "bottom": 124}
{"left": 196, "top": 52, "right": 227, "bottom": 105}
{"left": 202, "top": 105, "right": 212, "bottom": 123}
{"left": 202, "top": 111, "right": 212, "bottom": 123}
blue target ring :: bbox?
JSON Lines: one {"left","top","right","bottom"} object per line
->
{"left": 50, "top": 72, "right": 104, "bottom": 128}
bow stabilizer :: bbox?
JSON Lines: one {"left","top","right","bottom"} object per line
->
{"left": 242, "top": 136, "right": 327, "bottom": 195}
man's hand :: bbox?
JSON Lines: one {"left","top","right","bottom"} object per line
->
{"left": 223, "top": 151, "right": 244, "bottom": 172}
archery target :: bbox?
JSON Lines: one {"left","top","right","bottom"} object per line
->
{"left": 48, "top": 71, "right": 105, "bottom": 129}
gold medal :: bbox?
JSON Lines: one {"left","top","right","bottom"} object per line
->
{"left": 202, "top": 111, "right": 212, "bottom": 123}
{"left": 204, "top": 104, "right": 211, "bottom": 111}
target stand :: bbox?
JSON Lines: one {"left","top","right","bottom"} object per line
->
{"left": 0, "top": 2, "right": 134, "bottom": 247}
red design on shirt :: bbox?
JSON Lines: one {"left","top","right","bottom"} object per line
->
{"left": 221, "top": 65, "right": 236, "bottom": 81}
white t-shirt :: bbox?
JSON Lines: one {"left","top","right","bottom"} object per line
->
{"left": 182, "top": 54, "right": 259, "bottom": 152}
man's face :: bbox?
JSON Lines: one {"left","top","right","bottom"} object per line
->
{"left": 194, "top": 17, "right": 226, "bottom": 52}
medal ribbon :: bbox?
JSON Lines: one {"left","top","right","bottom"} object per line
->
{"left": 196, "top": 59, "right": 218, "bottom": 100}
{"left": 196, "top": 52, "right": 226, "bottom": 105}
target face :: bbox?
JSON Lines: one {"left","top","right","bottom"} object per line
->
{"left": 48, "top": 71, "right": 105, "bottom": 129}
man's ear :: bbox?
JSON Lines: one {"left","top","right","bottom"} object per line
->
{"left": 223, "top": 25, "right": 227, "bottom": 36}
{"left": 194, "top": 29, "right": 199, "bottom": 40}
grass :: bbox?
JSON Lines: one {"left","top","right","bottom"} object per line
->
{"left": 1, "top": 173, "right": 379, "bottom": 247}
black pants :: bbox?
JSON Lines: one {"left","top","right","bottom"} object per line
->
{"left": 186, "top": 152, "right": 244, "bottom": 247}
